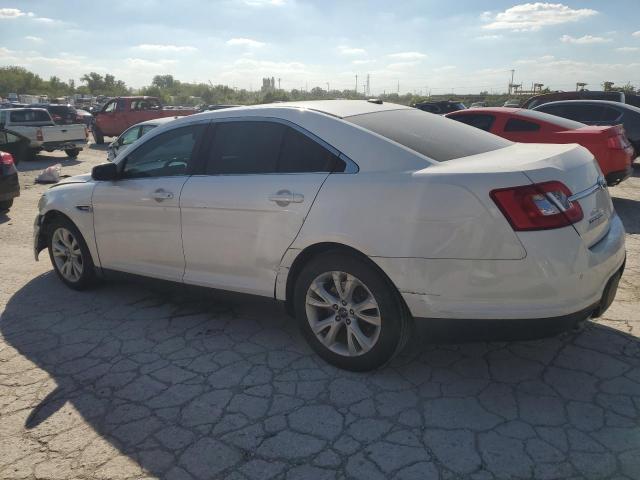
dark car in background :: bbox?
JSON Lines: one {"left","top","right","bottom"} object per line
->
{"left": 0, "top": 128, "right": 30, "bottom": 165}
{"left": 32, "top": 104, "right": 86, "bottom": 125}
{"left": 413, "top": 100, "right": 466, "bottom": 114}
{"left": 0, "top": 131, "right": 22, "bottom": 211}
{"left": 523, "top": 90, "right": 640, "bottom": 109}
{"left": 534, "top": 100, "right": 640, "bottom": 157}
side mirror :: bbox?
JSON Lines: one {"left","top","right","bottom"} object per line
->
{"left": 92, "top": 162, "right": 118, "bottom": 181}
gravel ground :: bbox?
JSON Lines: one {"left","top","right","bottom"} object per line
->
{"left": 1, "top": 144, "right": 639, "bottom": 480}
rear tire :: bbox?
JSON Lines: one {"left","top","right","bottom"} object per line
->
{"left": 47, "top": 217, "right": 97, "bottom": 290}
{"left": 294, "top": 251, "right": 410, "bottom": 371}
{"left": 92, "top": 127, "right": 104, "bottom": 145}
{"left": 0, "top": 199, "right": 13, "bottom": 211}
{"left": 65, "top": 148, "right": 81, "bottom": 158}
{"left": 27, "top": 149, "right": 38, "bottom": 161}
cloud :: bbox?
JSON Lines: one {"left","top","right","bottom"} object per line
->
{"left": 633, "top": 31, "right": 640, "bottom": 37}
{"left": 135, "top": 44, "right": 197, "bottom": 53}
{"left": 124, "top": 58, "right": 177, "bottom": 69}
{"left": 482, "top": 3, "right": 598, "bottom": 31}
{"left": 338, "top": 46, "right": 366, "bottom": 56}
{"left": 244, "top": 0, "right": 285, "bottom": 6}
{"left": 617, "top": 46, "right": 640, "bottom": 52}
{"left": 0, "top": 8, "right": 29, "bottom": 18}
{"left": 226, "top": 38, "right": 266, "bottom": 48}
{"left": 560, "top": 34, "right": 611, "bottom": 44}
{"left": 386, "top": 61, "right": 421, "bottom": 70}
{"left": 24, "top": 35, "right": 43, "bottom": 42}
{"left": 433, "top": 65, "right": 457, "bottom": 72}
{"left": 475, "top": 34, "right": 503, "bottom": 40}
{"left": 387, "top": 51, "right": 427, "bottom": 60}
{"left": 353, "top": 59, "right": 375, "bottom": 65}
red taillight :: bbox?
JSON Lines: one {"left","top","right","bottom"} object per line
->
{"left": 490, "top": 181, "right": 583, "bottom": 231}
{"left": 36, "top": 128, "right": 44, "bottom": 141}
{"left": 0, "top": 152, "right": 15, "bottom": 166}
{"left": 607, "top": 134, "right": 627, "bottom": 150}
{"left": 52, "top": 114, "right": 62, "bottom": 122}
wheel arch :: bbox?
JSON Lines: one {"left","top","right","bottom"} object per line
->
{"left": 282, "top": 242, "right": 408, "bottom": 317}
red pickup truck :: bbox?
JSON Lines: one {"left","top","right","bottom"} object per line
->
{"left": 92, "top": 97, "right": 196, "bottom": 144}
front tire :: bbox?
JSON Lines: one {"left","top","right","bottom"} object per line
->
{"left": 294, "top": 251, "right": 410, "bottom": 371}
{"left": 65, "top": 148, "right": 81, "bottom": 158}
{"left": 47, "top": 217, "right": 97, "bottom": 290}
{"left": 92, "top": 127, "right": 104, "bottom": 145}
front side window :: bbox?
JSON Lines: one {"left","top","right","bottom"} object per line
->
{"left": 560, "top": 104, "right": 603, "bottom": 123}
{"left": 601, "top": 107, "right": 623, "bottom": 122}
{"left": 504, "top": 118, "right": 541, "bottom": 132}
{"left": 140, "top": 124, "right": 157, "bottom": 136}
{"left": 119, "top": 127, "right": 140, "bottom": 146}
{"left": 103, "top": 101, "right": 117, "bottom": 113}
{"left": 450, "top": 114, "right": 495, "bottom": 132}
{"left": 122, "top": 124, "right": 204, "bottom": 179}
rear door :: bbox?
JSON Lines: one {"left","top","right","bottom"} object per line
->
{"left": 180, "top": 119, "right": 345, "bottom": 296}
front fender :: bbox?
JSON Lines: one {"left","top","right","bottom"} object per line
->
{"left": 35, "top": 182, "right": 99, "bottom": 265}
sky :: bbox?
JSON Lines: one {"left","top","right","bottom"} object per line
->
{"left": 1, "top": 1, "right": 639, "bottom": 95}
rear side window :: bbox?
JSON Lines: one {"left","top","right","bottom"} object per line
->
{"left": 279, "top": 127, "right": 342, "bottom": 173}
{"left": 504, "top": 118, "right": 541, "bottom": 132}
{"left": 206, "top": 121, "right": 284, "bottom": 174}
{"left": 450, "top": 113, "right": 495, "bottom": 131}
{"left": 347, "top": 109, "right": 511, "bottom": 162}
{"left": 558, "top": 104, "right": 603, "bottom": 122}
{"left": 9, "top": 109, "right": 51, "bottom": 122}
{"left": 206, "top": 121, "right": 344, "bottom": 174}
{"left": 601, "top": 107, "right": 623, "bottom": 122}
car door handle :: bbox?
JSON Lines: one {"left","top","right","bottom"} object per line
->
{"left": 269, "top": 190, "right": 304, "bottom": 206}
{"left": 152, "top": 189, "right": 174, "bottom": 202}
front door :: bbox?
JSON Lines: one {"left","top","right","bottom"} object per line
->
{"left": 92, "top": 123, "right": 206, "bottom": 281}
{"left": 180, "top": 120, "right": 345, "bottom": 297}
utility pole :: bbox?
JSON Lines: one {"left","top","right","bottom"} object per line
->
{"left": 509, "top": 69, "right": 515, "bottom": 95}
{"left": 397, "top": 80, "right": 400, "bottom": 94}
{"left": 366, "top": 74, "right": 370, "bottom": 96}
{"left": 326, "top": 82, "right": 330, "bottom": 92}
{"left": 278, "top": 78, "right": 281, "bottom": 90}
{"left": 355, "top": 75, "right": 358, "bottom": 95}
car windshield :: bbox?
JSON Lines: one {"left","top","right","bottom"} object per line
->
{"left": 346, "top": 109, "right": 511, "bottom": 162}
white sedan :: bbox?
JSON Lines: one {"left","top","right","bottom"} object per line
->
{"left": 34, "top": 100, "right": 626, "bottom": 371}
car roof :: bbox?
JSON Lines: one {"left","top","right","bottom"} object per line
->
{"left": 199, "top": 100, "right": 411, "bottom": 119}
{"left": 2, "top": 107, "right": 49, "bottom": 112}
{"left": 126, "top": 116, "right": 184, "bottom": 129}
{"left": 537, "top": 100, "right": 640, "bottom": 112}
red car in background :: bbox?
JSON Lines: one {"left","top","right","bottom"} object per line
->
{"left": 446, "top": 108, "right": 634, "bottom": 186}
{"left": 92, "top": 96, "right": 196, "bottom": 144}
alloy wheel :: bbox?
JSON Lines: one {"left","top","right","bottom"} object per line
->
{"left": 51, "top": 227, "right": 83, "bottom": 282}
{"left": 305, "top": 271, "right": 382, "bottom": 357}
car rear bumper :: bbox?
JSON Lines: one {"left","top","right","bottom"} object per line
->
{"left": 373, "top": 214, "right": 626, "bottom": 320}
{"left": 41, "top": 140, "right": 86, "bottom": 151}
{"left": 0, "top": 172, "right": 20, "bottom": 201}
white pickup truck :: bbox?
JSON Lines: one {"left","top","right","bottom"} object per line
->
{"left": 0, "top": 108, "right": 88, "bottom": 159}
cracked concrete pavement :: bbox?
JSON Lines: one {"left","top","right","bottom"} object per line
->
{"left": 0, "top": 145, "right": 639, "bottom": 479}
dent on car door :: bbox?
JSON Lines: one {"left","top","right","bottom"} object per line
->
{"left": 180, "top": 120, "right": 346, "bottom": 297}
{"left": 92, "top": 123, "right": 206, "bottom": 280}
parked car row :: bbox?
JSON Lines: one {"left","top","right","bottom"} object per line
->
{"left": 0, "top": 129, "right": 24, "bottom": 211}
{"left": 34, "top": 99, "right": 626, "bottom": 370}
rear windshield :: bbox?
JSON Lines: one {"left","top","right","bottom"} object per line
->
{"left": 9, "top": 109, "right": 51, "bottom": 123}
{"left": 346, "top": 109, "right": 511, "bottom": 162}
{"left": 515, "top": 109, "right": 585, "bottom": 130}
{"left": 47, "top": 105, "right": 76, "bottom": 116}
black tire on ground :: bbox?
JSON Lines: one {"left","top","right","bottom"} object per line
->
{"left": 93, "top": 127, "right": 104, "bottom": 145}
{"left": 46, "top": 216, "right": 97, "bottom": 291}
{"left": 65, "top": 148, "right": 81, "bottom": 158}
{"left": 293, "top": 251, "right": 411, "bottom": 371}
{"left": 0, "top": 199, "right": 13, "bottom": 211}
{"left": 27, "top": 149, "right": 38, "bottom": 161}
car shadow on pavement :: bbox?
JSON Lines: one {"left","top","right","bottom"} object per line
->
{"left": 2, "top": 271, "right": 640, "bottom": 479}
{"left": 613, "top": 197, "right": 640, "bottom": 234}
